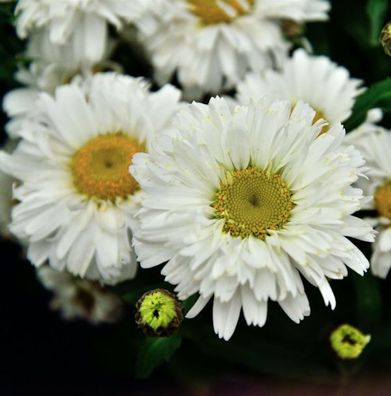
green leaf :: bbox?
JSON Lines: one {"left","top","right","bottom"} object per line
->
{"left": 367, "top": 0, "right": 389, "bottom": 46}
{"left": 345, "top": 78, "right": 391, "bottom": 131}
{"left": 353, "top": 273, "right": 382, "bottom": 331}
{"left": 135, "top": 333, "right": 182, "bottom": 378}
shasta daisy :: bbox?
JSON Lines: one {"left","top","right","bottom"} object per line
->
{"left": 131, "top": 97, "right": 373, "bottom": 340}
{"left": 14, "top": 0, "right": 143, "bottom": 64}
{"left": 0, "top": 73, "right": 181, "bottom": 284}
{"left": 37, "top": 266, "right": 124, "bottom": 323}
{"left": 3, "top": 28, "right": 116, "bottom": 139}
{"left": 237, "top": 49, "right": 363, "bottom": 133}
{"left": 136, "top": 0, "right": 330, "bottom": 98}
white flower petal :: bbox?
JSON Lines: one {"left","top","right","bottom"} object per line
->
{"left": 213, "top": 292, "right": 242, "bottom": 341}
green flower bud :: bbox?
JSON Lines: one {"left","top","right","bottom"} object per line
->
{"left": 330, "top": 324, "right": 371, "bottom": 360}
{"left": 380, "top": 22, "right": 391, "bottom": 56}
{"left": 135, "top": 289, "right": 183, "bottom": 337}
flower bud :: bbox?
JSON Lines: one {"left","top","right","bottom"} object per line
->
{"left": 135, "top": 289, "right": 183, "bottom": 337}
{"left": 380, "top": 22, "right": 391, "bottom": 56}
{"left": 330, "top": 324, "right": 371, "bottom": 360}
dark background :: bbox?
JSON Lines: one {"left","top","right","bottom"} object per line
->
{"left": 1, "top": 1, "right": 391, "bottom": 395}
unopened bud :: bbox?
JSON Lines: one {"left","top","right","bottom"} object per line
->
{"left": 135, "top": 289, "right": 183, "bottom": 337}
{"left": 330, "top": 324, "right": 371, "bottom": 360}
{"left": 380, "top": 22, "right": 391, "bottom": 56}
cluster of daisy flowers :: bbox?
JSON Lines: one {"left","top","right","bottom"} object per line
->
{"left": 0, "top": 0, "right": 389, "bottom": 343}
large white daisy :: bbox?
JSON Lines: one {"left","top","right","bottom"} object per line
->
{"left": 136, "top": 0, "right": 330, "bottom": 98}
{"left": 345, "top": 127, "right": 391, "bottom": 278}
{"left": 237, "top": 49, "right": 363, "bottom": 133}
{"left": 131, "top": 97, "right": 373, "bottom": 340}
{"left": 14, "top": 0, "right": 143, "bottom": 64}
{"left": 0, "top": 73, "right": 181, "bottom": 284}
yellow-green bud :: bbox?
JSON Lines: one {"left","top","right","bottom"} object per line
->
{"left": 135, "top": 289, "right": 183, "bottom": 337}
{"left": 380, "top": 22, "right": 391, "bottom": 56}
{"left": 330, "top": 324, "right": 371, "bottom": 360}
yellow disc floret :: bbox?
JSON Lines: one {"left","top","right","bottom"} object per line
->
{"left": 71, "top": 133, "right": 143, "bottom": 201}
{"left": 187, "top": 0, "right": 255, "bottom": 25}
{"left": 375, "top": 181, "right": 391, "bottom": 220}
{"left": 212, "top": 167, "right": 294, "bottom": 240}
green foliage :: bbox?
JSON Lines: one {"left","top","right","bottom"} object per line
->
{"left": 367, "top": 0, "right": 389, "bottom": 46}
{"left": 135, "top": 333, "right": 182, "bottom": 378}
{"left": 345, "top": 78, "right": 391, "bottom": 131}
{"left": 0, "top": 3, "right": 21, "bottom": 89}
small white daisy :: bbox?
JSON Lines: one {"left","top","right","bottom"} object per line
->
{"left": 37, "top": 266, "right": 124, "bottom": 324}
{"left": 0, "top": 73, "right": 181, "bottom": 284}
{"left": 14, "top": 0, "right": 143, "bottom": 64}
{"left": 3, "top": 28, "right": 117, "bottom": 139}
{"left": 131, "top": 97, "right": 373, "bottom": 340}
{"left": 136, "top": 0, "right": 330, "bottom": 98}
{"left": 237, "top": 49, "right": 363, "bottom": 133}
{"left": 345, "top": 127, "right": 391, "bottom": 278}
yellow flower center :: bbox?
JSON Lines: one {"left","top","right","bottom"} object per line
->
{"left": 313, "top": 109, "right": 329, "bottom": 135}
{"left": 375, "top": 181, "right": 391, "bottom": 220}
{"left": 71, "top": 133, "right": 143, "bottom": 201}
{"left": 187, "top": 0, "right": 255, "bottom": 25}
{"left": 212, "top": 167, "right": 294, "bottom": 240}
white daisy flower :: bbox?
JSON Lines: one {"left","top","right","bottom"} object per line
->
{"left": 237, "top": 49, "right": 363, "bottom": 134}
{"left": 136, "top": 0, "right": 330, "bottom": 98}
{"left": 131, "top": 97, "right": 373, "bottom": 340}
{"left": 3, "top": 28, "right": 117, "bottom": 139}
{"left": 14, "top": 0, "right": 143, "bottom": 64}
{"left": 37, "top": 266, "right": 123, "bottom": 324}
{"left": 0, "top": 73, "right": 181, "bottom": 284}
{"left": 345, "top": 127, "right": 391, "bottom": 278}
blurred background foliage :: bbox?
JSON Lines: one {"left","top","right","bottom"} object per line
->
{"left": 1, "top": 0, "right": 391, "bottom": 392}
